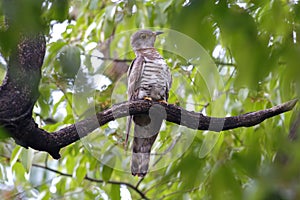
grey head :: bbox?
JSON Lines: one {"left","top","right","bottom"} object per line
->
{"left": 130, "top": 30, "right": 163, "bottom": 51}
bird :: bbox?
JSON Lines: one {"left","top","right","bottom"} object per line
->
{"left": 127, "top": 29, "right": 172, "bottom": 177}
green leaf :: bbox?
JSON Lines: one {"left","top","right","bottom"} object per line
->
{"left": 161, "top": 0, "right": 173, "bottom": 12}
{"left": 75, "top": 163, "right": 87, "bottom": 183}
{"left": 101, "top": 152, "right": 116, "bottom": 182}
{"left": 10, "top": 146, "right": 22, "bottom": 166}
{"left": 0, "top": 63, "right": 5, "bottom": 84}
{"left": 58, "top": 45, "right": 81, "bottom": 78}
{"left": 105, "top": 5, "right": 117, "bottom": 21}
{"left": 47, "top": 40, "right": 66, "bottom": 55}
{"left": 52, "top": 94, "right": 66, "bottom": 116}
{"left": 238, "top": 88, "right": 249, "bottom": 101}
{"left": 103, "top": 19, "right": 115, "bottom": 39}
{"left": 65, "top": 156, "right": 77, "bottom": 174}
{"left": 20, "top": 148, "right": 34, "bottom": 172}
{"left": 12, "top": 162, "right": 27, "bottom": 182}
{"left": 89, "top": 0, "right": 99, "bottom": 10}
{"left": 37, "top": 85, "right": 51, "bottom": 118}
{"left": 0, "top": 127, "right": 9, "bottom": 139}
{"left": 49, "top": 0, "right": 69, "bottom": 22}
{"left": 209, "top": 163, "right": 242, "bottom": 200}
{"left": 199, "top": 132, "right": 221, "bottom": 158}
{"left": 102, "top": 164, "right": 114, "bottom": 182}
{"left": 110, "top": 184, "right": 121, "bottom": 200}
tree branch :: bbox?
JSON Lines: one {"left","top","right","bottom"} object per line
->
{"left": 5, "top": 98, "right": 298, "bottom": 159}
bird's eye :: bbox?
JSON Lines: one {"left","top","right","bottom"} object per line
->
{"left": 140, "top": 34, "right": 147, "bottom": 39}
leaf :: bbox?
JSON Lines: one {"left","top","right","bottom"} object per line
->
{"left": 20, "top": 148, "right": 34, "bottom": 172}
{"left": 102, "top": 164, "right": 114, "bottom": 182}
{"left": 101, "top": 152, "right": 116, "bottom": 182}
{"left": 47, "top": 40, "right": 66, "bottom": 54}
{"left": 171, "top": 0, "right": 216, "bottom": 52}
{"left": 89, "top": 0, "right": 99, "bottom": 10}
{"left": 12, "top": 162, "right": 27, "bottom": 182}
{"left": 209, "top": 163, "right": 242, "bottom": 200}
{"left": 110, "top": 184, "right": 121, "bottom": 200}
{"left": 10, "top": 146, "right": 22, "bottom": 166}
{"left": 49, "top": 0, "right": 69, "bottom": 22}
{"left": 52, "top": 94, "right": 66, "bottom": 116}
{"left": 65, "top": 156, "right": 77, "bottom": 174}
{"left": 103, "top": 19, "right": 115, "bottom": 39}
{"left": 238, "top": 88, "right": 249, "bottom": 101}
{"left": 58, "top": 45, "right": 81, "bottom": 78}
{"left": 0, "top": 127, "right": 9, "bottom": 139}
{"left": 0, "top": 63, "right": 6, "bottom": 84}
{"left": 75, "top": 163, "right": 87, "bottom": 183}
{"left": 161, "top": 0, "right": 173, "bottom": 12}
{"left": 198, "top": 132, "right": 221, "bottom": 158}
{"left": 37, "top": 85, "right": 52, "bottom": 118}
{"left": 105, "top": 5, "right": 117, "bottom": 21}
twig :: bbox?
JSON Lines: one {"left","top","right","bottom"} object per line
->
{"left": 151, "top": 134, "right": 182, "bottom": 167}
{"left": 89, "top": 54, "right": 132, "bottom": 63}
{"left": 158, "top": 186, "right": 200, "bottom": 200}
{"left": 136, "top": 177, "right": 144, "bottom": 189}
{"left": 30, "top": 163, "right": 150, "bottom": 199}
{"left": 144, "top": 177, "right": 181, "bottom": 194}
{"left": 87, "top": 176, "right": 148, "bottom": 199}
{"left": 214, "top": 61, "right": 237, "bottom": 67}
{"left": 0, "top": 154, "right": 149, "bottom": 199}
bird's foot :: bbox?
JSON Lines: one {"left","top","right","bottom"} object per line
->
{"left": 158, "top": 99, "right": 168, "bottom": 104}
{"left": 143, "top": 96, "right": 152, "bottom": 101}
{"left": 132, "top": 172, "right": 146, "bottom": 177}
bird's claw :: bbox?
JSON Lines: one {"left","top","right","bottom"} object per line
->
{"left": 158, "top": 99, "right": 168, "bottom": 104}
{"left": 144, "top": 97, "right": 152, "bottom": 101}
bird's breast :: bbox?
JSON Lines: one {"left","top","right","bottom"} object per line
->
{"left": 138, "top": 57, "right": 170, "bottom": 100}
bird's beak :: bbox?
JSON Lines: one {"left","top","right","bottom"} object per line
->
{"left": 155, "top": 31, "right": 164, "bottom": 36}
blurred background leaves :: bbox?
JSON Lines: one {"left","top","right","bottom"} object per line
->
{"left": 0, "top": 0, "right": 300, "bottom": 199}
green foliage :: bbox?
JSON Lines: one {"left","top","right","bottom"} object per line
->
{"left": 0, "top": 0, "right": 45, "bottom": 55}
{"left": 58, "top": 45, "right": 81, "bottom": 78}
{"left": 45, "top": 0, "right": 69, "bottom": 22}
{"left": 0, "top": 0, "right": 300, "bottom": 199}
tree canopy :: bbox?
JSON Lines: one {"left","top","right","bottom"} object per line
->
{"left": 0, "top": 0, "right": 300, "bottom": 199}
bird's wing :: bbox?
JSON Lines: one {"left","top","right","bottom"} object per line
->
{"left": 127, "top": 55, "right": 145, "bottom": 101}
{"left": 166, "top": 67, "right": 172, "bottom": 101}
{"left": 126, "top": 55, "right": 145, "bottom": 146}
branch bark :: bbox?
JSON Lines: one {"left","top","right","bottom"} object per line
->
{"left": 2, "top": 97, "right": 298, "bottom": 159}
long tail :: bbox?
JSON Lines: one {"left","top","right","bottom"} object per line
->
{"left": 131, "top": 114, "right": 162, "bottom": 177}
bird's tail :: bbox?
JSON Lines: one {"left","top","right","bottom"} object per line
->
{"left": 131, "top": 114, "right": 162, "bottom": 177}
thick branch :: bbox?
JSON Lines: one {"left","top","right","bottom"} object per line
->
{"left": 43, "top": 99, "right": 296, "bottom": 158}
{"left": 98, "top": 99, "right": 298, "bottom": 133}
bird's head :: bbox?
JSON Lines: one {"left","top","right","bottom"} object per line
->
{"left": 130, "top": 30, "right": 163, "bottom": 51}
